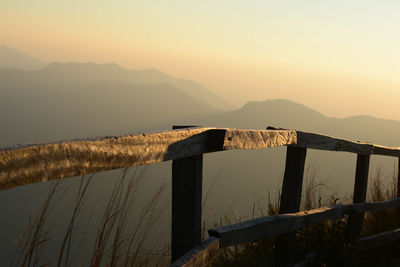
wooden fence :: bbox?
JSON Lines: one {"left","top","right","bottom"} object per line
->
{"left": 1, "top": 126, "right": 400, "bottom": 266}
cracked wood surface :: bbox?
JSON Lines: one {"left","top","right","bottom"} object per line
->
{"left": 0, "top": 127, "right": 296, "bottom": 190}
{"left": 2, "top": 126, "right": 400, "bottom": 191}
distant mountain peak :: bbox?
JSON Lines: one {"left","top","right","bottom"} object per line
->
{"left": 238, "top": 99, "right": 325, "bottom": 122}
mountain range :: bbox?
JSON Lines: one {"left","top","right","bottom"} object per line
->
{"left": 1, "top": 47, "right": 400, "bottom": 147}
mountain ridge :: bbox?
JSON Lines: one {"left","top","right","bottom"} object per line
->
{"left": 0, "top": 49, "right": 234, "bottom": 111}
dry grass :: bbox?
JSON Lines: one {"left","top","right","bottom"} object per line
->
{"left": 13, "top": 168, "right": 170, "bottom": 267}
{"left": 12, "top": 179, "right": 64, "bottom": 267}
{"left": 363, "top": 167, "right": 400, "bottom": 237}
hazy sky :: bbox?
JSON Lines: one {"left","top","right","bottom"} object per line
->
{"left": 2, "top": 1, "right": 400, "bottom": 119}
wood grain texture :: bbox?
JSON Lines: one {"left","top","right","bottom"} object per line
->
{"left": 2, "top": 126, "right": 400, "bottom": 191}
{"left": 170, "top": 237, "right": 220, "bottom": 267}
{"left": 295, "top": 131, "right": 400, "bottom": 157}
{"left": 222, "top": 128, "right": 297, "bottom": 150}
{"left": 295, "top": 131, "right": 374, "bottom": 155}
{"left": 0, "top": 128, "right": 296, "bottom": 190}
{"left": 0, "top": 127, "right": 211, "bottom": 190}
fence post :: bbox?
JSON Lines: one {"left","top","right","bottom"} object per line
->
{"left": 171, "top": 126, "right": 203, "bottom": 263}
{"left": 347, "top": 154, "right": 370, "bottom": 241}
{"left": 276, "top": 146, "right": 307, "bottom": 266}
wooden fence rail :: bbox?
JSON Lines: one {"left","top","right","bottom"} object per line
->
{"left": 208, "top": 197, "right": 400, "bottom": 247}
{"left": 1, "top": 126, "right": 400, "bottom": 266}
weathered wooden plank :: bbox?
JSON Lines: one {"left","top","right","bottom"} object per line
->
{"left": 357, "top": 228, "right": 400, "bottom": 251}
{"left": 223, "top": 128, "right": 297, "bottom": 150}
{"left": 296, "top": 131, "right": 400, "bottom": 157}
{"left": 3, "top": 126, "right": 400, "bottom": 191}
{"left": 347, "top": 154, "right": 370, "bottom": 241}
{"left": 170, "top": 237, "right": 220, "bottom": 267}
{"left": 206, "top": 197, "right": 400, "bottom": 248}
{"left": 352, "top": 197, "right": 400, "bottom": 213}
{"left": 171, "top": 126, "right": 203, "bottom": 262}
{"left": 296, "top": 131, "right": 374, "bottom": 155}
{"left": 0, "top": 127, "right": 216, "bottom": 190}
{"left": 209, "top": 206, "right": 349, "bottom": 247}
{"left": 0, "top": 128, "right": 296, "bottom": 191}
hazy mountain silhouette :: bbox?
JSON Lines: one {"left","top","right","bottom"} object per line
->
{"left": 1, "top": 48, "right": 396, "bottom": 147}
{"left": 0, "top": 46, "right": 46, "bottom": 70}
{"left": 1, "top": 48, "right": 398, "bottom": 153}
{"left": 0, "top": 60, "right": 234, "bottom": 111}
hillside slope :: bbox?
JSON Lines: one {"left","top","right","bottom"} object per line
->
{"left": 0, "top": 47, "right": 46, "bottom": 70}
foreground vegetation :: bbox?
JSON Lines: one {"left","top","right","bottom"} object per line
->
{"left": 12, "top": 168, "right": 171, "bottom": 267}
{"left": 209, "top": 167, "right": 400, "bottom": 266}
{"left": 10, "top": 165, "right": 400, "bottom": 266}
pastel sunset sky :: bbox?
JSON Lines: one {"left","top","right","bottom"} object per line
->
{"left": 2, "top": 1, "right": 400, "bottom": 119}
